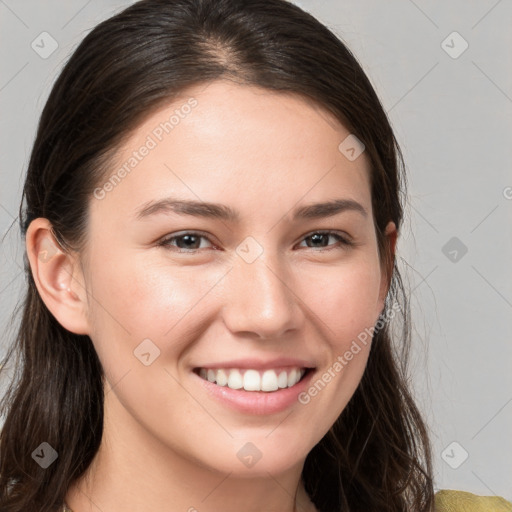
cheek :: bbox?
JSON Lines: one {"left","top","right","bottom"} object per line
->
{"left": 295, "top": 262, "right": 382, "bottom": 428}
{"left": 85, "top": 253, "right": 224, "bottom": 358}
{"left": 303, "top": 258, "right": 383, "bottom": 345}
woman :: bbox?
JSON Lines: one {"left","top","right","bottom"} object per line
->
{"left": 0, "top": 1, "right": 509, "bottom": 511}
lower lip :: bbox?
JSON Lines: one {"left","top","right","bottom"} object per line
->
{"left": 192, "top": 369, "right": 316, "bottom": 415}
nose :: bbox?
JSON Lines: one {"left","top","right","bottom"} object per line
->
{"left": 221, "top": 249, "right": 304, "bottom": 340}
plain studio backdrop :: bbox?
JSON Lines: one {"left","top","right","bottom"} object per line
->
{"left": 0, "top": 0, "right": 511, "bottom": 501}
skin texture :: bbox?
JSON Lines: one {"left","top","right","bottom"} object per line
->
{"left": 26, "top": 79, "right": 396, "bottom": 512}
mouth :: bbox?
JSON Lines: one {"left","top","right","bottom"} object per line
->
{"left": 193, "top": 366, "right": 314, "bottom": 392}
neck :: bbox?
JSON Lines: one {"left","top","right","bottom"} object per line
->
{"left": 64, "top": 388, "right": 317, "bottom": 512}
{"left": 65, "top": 458, "right": 315, "bottom": 512}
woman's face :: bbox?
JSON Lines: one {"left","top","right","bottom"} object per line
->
{"left": 75, "top": 79, "right": 396, "bottom": 477}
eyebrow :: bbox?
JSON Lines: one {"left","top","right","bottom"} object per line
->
{"left": 135, "top": 196, "right": 368, "bottom": 222}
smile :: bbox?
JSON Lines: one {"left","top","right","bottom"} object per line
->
{"left": 194, "top": 367, "right": 309, "bottom": 392}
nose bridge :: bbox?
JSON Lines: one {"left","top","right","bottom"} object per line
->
{"left": 222, "top": 241, "right": 301, "bottom": 338}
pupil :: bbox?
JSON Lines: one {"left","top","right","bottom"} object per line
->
{"left": 310, "top": 234, "right": 327, "bottom": 247}
{"left": 180, "top": 235, "right": 199, "bottom": 248}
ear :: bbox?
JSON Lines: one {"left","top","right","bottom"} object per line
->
{"left": 377, "top": 221, "right": 398, "bottom": 310}
{"left": 25, "top": 218, "right": 90, "bottom": 335}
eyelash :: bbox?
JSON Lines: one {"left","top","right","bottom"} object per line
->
{"left": 157, "top": 230, "right": 354, "bottom": 253}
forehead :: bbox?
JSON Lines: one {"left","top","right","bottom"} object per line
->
{"left": 93, "top": 79, "right": 372, "bottom": 222}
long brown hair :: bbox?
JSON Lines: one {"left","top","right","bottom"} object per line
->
{"left": 0, "top": 1, "right": 434, "bottom": 510}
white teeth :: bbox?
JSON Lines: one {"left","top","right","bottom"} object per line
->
{"left": 227, "top": 369, "right": 243, "bottom": 389}
{"left": 287, "top": 369, "right": 298, "bottom": 387}
{"left": 261, "top": 370, "right": 279, "bottom": 391}
{"left": 277, "top": 371, "right": 288, "bottom": 389}
{"left": 243, "top": 370, "right": 261, "bottom": 391}
{"left": 216, "top": 369, "right": 229, "bottom": 386}
{"left": 197, "top": 367, "right": 307, "bottom": 392}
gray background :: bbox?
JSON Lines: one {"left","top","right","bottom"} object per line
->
{"left": 1, "top": 0, "right": 511, "bottom": 501}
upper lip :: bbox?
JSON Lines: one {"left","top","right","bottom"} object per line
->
{"left": 193, "top": 357, "right": 316, "bottom": 371}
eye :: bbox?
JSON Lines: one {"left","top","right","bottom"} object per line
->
{"left": 158, "top": 231, "right": 214, "bottom": 252}
{"left": 158, "top": 230, "right": 354, "bottom": 253}
{"left": 297, "top": 230, "right": 354, "bottom": 251}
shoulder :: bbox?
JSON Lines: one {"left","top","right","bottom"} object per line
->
{"left": 434, "top": 489, "right": 512, "bottom": 511}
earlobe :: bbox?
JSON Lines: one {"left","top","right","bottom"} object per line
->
{"left": 25, "top": 218, "right": 90, "bottom": 335}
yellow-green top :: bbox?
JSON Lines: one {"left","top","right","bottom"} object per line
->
{"left": 435, "top": 489, "right": 512, "bottom": 511}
